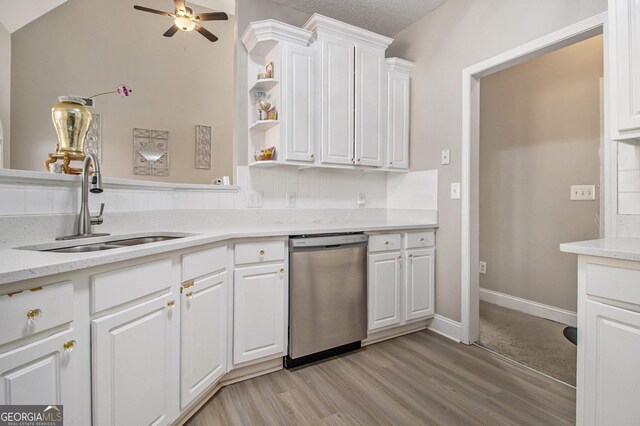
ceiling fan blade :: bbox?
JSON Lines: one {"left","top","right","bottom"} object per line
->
{"left": 163, "top": 24, "right": 180, "bottom": 37}
{"left": 194, "top": 12, "right": 228, "bottom": 21}
{"left": 174, "top": 0, "right": 186, "bottom": 12}
{"left": 195, "top": 23, "right": 218, "bottom": 42}
{"left": 133, "top": 5, "right": 173, "bottom": 17}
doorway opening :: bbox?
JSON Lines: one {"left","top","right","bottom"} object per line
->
{"left": 475, "top": 35, "right": 603, "bottom": 386}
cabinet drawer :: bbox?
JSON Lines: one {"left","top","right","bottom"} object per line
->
{"left": 182, "top": 245, "right": 227, "bottom": 282}
{"left": 91, "top": 258, "right": 172, "bottom": 314}
{"left": 406, "top": 231, "right": 435, "bottom": 249}
{"left": 586, "top": 262, "right": 640, "bottom": 307}
{"left": 235, "top": 240, "right": 285, "bottom": 265}
{"left": 0, "top": 282, "right": 73, "bottom": 346}
{"left": 368, "top": 234, "right": 401, "bottom": 252}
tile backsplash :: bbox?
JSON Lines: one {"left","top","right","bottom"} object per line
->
{"left": 618, "top": 141, "right": 640, "bottom": 215}
{"left": 0, "top": 167, "right": 438, "bottom": 216}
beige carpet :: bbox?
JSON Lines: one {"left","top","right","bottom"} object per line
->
{"left": 478, "top": 301, "right": 577, "bottom": 386}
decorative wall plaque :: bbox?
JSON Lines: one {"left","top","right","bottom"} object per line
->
{"left": 195, "top": 125, "right": 212, "bottom": 170}
{"left": 133, "top": 128, "right": 169, "bottom": 176}
{"left": 85, "top": 114, "right": 102, "bottom": 161}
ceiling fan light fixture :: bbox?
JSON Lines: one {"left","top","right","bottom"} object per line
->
{"left": 174, "top": 16, "right": 195, "bottom": 31}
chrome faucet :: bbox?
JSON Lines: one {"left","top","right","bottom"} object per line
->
{"left": 57, "top": 153, "right": 109, "bottom": 240}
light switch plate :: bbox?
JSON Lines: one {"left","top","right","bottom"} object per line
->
{"left": 286, "top": 191, "right": 296, "bottom": 208}
{"left": 357, "top": 193, "right": 366, "bottom": 206}
{"left": 441, "top": 149, "right": 450, "bottom": 165}
{"left": 247, "top": 191, "right": 263, "bottom": 208}
{"left": 570, "top": 185, "right": 596, "bottom": 201}
{"left": 451, "top": 182, "right": 461, "bottom": 199}
{"left": 479, "top": 261, "right": 487, "bottom": 275}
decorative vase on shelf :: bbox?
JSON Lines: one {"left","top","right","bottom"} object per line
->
{"left": 51, "top": 96, "right": 92, "bottom": 154}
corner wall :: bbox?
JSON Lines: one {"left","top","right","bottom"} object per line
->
{"left": 387, "top": 0, "right": 608, "bottom": 321}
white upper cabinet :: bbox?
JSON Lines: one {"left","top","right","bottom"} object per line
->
{"left": 610, "top": 0, "right": 640, "bottom": 140}
{"left": 283, "top": 42, "right": 315, "bottom": 162}
{"left": 318, "top": 33, "right": 356, "bottom": 165}
{"left": 386, "top": 59, "right": 414, "bottom": 170}
{"left": 304, "top": 14, "right": 394, "bottom": 168}
{"left": 356, "top": 44, "right": 386, "bottom": 167}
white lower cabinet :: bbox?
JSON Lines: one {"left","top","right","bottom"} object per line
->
{"left": 233, "top": 263, "right": 286, "bottom": 365}
{"left": 405, "top": 248, "right": 435, "bottom": 321}
{"left": 582, "top": 300, "right": 640, "bottom": 425}
{"left": 368, "top": 231, "right": 436, "bottom": 334}
{"left": 0, "top": 329, "right": 78, "bottom": 413}
{"left": 368, "top": 251, "right": 402, "bottom": 331}
{"left": 92, "top": 292, "right": 178, "bottom": 426}
{"left": 180, "top": 270, "right": 227, "bottom": 409}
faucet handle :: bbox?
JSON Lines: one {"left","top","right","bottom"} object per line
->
{"left": 91, "top": 203, "right": 105, "bottom": 225}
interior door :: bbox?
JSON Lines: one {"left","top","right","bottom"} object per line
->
{"left": 355, "top": 43, "right": 385, "bottom": 167}
{"left": 320, "top": 34, "right": 355, "bottom": 165}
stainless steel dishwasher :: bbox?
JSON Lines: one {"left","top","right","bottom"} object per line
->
{"left": 286, "top": 233, "right": 368, "bottom": 368}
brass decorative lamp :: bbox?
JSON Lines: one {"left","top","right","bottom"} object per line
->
{"left": 51, "top": 96, "right": 92, "bottom": 154}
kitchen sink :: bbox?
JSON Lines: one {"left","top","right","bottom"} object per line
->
{"left": 49, "top": 245, "right": 120, "bottom": 253}
{"left": 16, "top": 233, "right": 196, "bottom": 253}
{"left": 104, "top": 236, "right": 182, "bottom": 246}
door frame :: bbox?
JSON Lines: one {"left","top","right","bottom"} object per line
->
{"left": 460, "top": 12, "right": 611, "bottom": 344}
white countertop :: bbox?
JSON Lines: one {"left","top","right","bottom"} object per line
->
{"left": 560, "top": 238, "right": 640, "bottom": 262}
{"left": 0, "top": 220, "right": 437, "bottom": 287}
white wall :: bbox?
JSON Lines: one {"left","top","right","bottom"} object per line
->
{"left": 618, "top": 142, "right": 640, "bottom": 214}
{"left": 0, "top": 22, "right": 9, "bottom": 168}
{"left": 387, "top": 0, "right": 608, "bottom": 321}
{"left": 479, "top": 36, "right": 603, "bottom": 313}
{"left": 10, "top": 0, "right": 235, "bottom": 184}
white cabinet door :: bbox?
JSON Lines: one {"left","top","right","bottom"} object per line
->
{"left": 283, "top": 42, "right": 315, "bottom": 162}
{"left": 233, "top": 264, "right": 285, "bottom": 365}
{"left": 387, "top": 68, "right": 410, "bottom": 169}
{"left": 92, "top": 292, "right": 177, "bottom": 426}
{"left": 405, "top": 248, "right": 435, "bottom": 321}
{"left": 368, "top": 252, "right": 402, "bottom": 331}
{"left": 319, "top": 34, "right": 355, "bottom": 165}
{"left": 0, "top": 329, "right": 79, "bottom": 422}
{"left": 355, "top": 43, "right": 385, "bottom": 167}
{"left": 582, "top": 300, "right": 640, "bottom": 425}
{"left": 613, "top": 0, "right": 640, "bottom": 134}
{"left": 180, "top": 271, "right": 227, "bottom": 409}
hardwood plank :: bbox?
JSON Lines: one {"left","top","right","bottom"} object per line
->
{"left": 186, "top": 330, "right": 575, "bottom": 425}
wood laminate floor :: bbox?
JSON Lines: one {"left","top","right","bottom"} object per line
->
{"left": 186, "top": 330, "right": 575, "bottom": 426}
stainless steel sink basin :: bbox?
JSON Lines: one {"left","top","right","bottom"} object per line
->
{"left": 104, "top": 236, "right": 182, "bottom": 246}
{"left": 49, "top": 245, "right": 119, "bottom": 253}
{"left": 25, "top": 233, "right": 195, "bottom": 253}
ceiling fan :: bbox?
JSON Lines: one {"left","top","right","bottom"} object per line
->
{"left": 133, "top": 0, "right": 228, "bottom": 42}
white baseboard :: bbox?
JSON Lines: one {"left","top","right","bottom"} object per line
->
{"left": 428, "top": 314, "right": 463, "bottom": 342}
{"left": 479, "top": 288, "right": 577, "bottom": 327}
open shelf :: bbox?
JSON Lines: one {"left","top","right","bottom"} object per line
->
{"left": 249, "top": 120, "right": 279, "bottom": 131}
{"left": 249, "top": 160, "right": 281, "bottom": 168}
{"left": 249, "top": 78, "right": 279, "bottom": 92}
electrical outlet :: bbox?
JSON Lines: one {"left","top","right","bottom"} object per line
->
{"left": 247, "top": 191, "right": 263, "bottom": 208}
{"left": 441, "top": 149, "right": 450, "bottom": 165}
{"left": 570, "top": 185, "right": 596, "bottom": 201}
{"left": 357, "top": 193, "right": 366, "bottom": 206}
{"left": 479, "top": 261, "right": 487, "bottom": 275}
{"left": 286, "top": 191, "right": 296, "bottom": 208}
{"left": 451, "top": 182, "right": 461, "bottom": 199}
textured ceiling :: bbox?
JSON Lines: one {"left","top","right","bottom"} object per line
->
{"left": 262, "top": 0, "right": 446, "bottom": 37}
